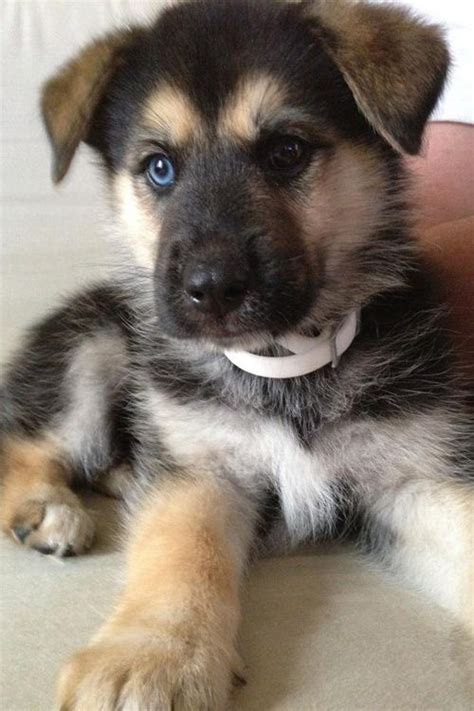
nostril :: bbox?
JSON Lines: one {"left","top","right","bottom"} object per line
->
{"left": 224, "top": 284, "right": 246, "bottom": 302}
{"left": 183, "top": 259, "right": 250, "bottom": 315}
{"left": 187, "top": 288, "right": 206, "bottom": 303}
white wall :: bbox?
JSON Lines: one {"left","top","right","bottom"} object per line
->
{"left": 0, "top": 0, "right": 162, "bottom": 363}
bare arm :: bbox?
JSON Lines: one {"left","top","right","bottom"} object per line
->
{"left": 408, "top": 122, "right": 474, "bottom": 374}
{"left": 408, "top": 122, "right": 474, "bottom": 230}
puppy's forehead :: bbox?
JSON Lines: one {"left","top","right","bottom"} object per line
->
{"left": 117, "top": 0, "right": 364, "bottom": 159}
{"left": 218, "top": 75, "right": 288, "bottom": 141}
{"left": 143, "top": 85, "right": 203, "bottom": 145}
{"left": 141, "top": 74, "right": 288, "bottom": 145}
{"left": 130, "top": 0, "right": 321, "bottom": 140}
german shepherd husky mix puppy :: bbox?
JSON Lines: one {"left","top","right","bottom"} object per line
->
{"left": 1, "top": 0, "right": 473, "bottom": 708}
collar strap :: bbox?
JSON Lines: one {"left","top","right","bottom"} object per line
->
{"left": 224, "top": 310, "right": 360, "bottom": 379}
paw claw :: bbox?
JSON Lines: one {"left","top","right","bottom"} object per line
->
{"left": 58, "top": 634, "right": 234, "bottom": 711}
{"left": 12, "top": 525, "right": 33, "bottom": 543}
{"left": 6, "top": 494, "right": 95, "bottom": 557}
{"left": 33, "top": 543, "right": 56, "bottom": 555}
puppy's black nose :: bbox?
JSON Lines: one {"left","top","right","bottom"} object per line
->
{"left": 183, "top": 261, "right": 249, "bottom": 315}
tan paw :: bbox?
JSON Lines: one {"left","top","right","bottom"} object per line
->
{"left": 6, "top": 487, "right": 95, "bottom": 557}
{"left": 58, "top": 631, "right": 236, "bottom": 710}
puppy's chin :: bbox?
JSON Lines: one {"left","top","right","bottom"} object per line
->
{"left": 156, "top": 299, "right": 324, "bottom": 354}
{"left": 158, "top": 315, "right": 275, "bottom": 352}
{"left": 158, "top": 309, "right": 313, "bottom": 354}
{"left": 201, "top": 331, "right": 275, "bottom": 353}
{"left": 154, "top": 278, "right": 319, "bottom": 350}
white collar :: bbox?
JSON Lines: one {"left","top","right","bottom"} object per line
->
{"left": 224, "top": 310, "right": 360, "bottom": 379}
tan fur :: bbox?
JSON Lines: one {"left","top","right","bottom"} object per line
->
{"left": 0, "top": 437, "right": 94, "bottom": 555}
{"left": 57, "top": 478, "right": 242, "bottom": 710}
{"left": 374, "top": 480, "right": 474, "bottom": 633}
{"left": 143, "top": 84, "right": 204, "bottom": 146}
{"left": 218, "top": 74, "right": 287, "bottom": 141}
{"left": 296, "top": 140, "right": 399, "bottom": 326}
{"left": 113, "top": 171, "right": 161, "bottom": 268}
{"left": 92, "top": 464, "right": 135, "bottom": 500}
{"left": 308, "top": 0, "right": 449, "bottom": 153}
{"left": 42, "top": 31, "right": 135, "bottom": 183}
{"left": 299, "top": 141, "right": 389, "bottom": 248}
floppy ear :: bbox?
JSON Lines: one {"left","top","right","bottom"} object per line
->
{"left": 41, "top": 30, "right": 137, "bottom": 183}
{"left": 305, "top": 0, "right": 450, "bottom": 154}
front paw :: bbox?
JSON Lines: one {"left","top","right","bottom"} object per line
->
{"left": 57, "top": 629, "right": 236, "bottom": 711}
{"left": 4, "top": 489, "right": 94, "bottom": 557}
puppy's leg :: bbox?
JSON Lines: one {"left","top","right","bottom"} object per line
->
{"left": 58, "top": 476, "right": 255, "bottom": 710}
{"left": 1, "top": 288, "right": 131, "bottom": 555}
{"left": 369, "top": 480, "right": 474, "bottom": 633}
{"left": 0, "top": 436, "right": 94, "bottom": 556}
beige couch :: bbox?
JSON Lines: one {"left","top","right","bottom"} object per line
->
{"left": 1, "top": 2, "right": 473, "bottom": 709}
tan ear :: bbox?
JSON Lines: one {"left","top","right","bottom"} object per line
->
{"left": 41, "top": 30, "right": 137, "bottom": 183}
{"left": 306, "top": 0, "right": 449, "bottom": 154}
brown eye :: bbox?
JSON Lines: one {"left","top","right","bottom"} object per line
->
{"left": 263, "top": 136, "right": 310, "bottom": 178}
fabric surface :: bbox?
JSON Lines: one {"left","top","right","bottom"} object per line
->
{"left": 1, "top": 2, "right": 474, "bottom": 710}
{"left": 1, "top": 495, "right": 473, "bottom": 711}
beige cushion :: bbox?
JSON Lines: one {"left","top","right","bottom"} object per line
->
{"left": 1, "top": 495, "right": 473, "bottom": 710}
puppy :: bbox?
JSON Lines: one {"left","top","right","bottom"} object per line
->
{"left": 1, "top": 0, "right": 473, "bottom": 708}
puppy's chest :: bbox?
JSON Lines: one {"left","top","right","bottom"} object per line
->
{"left": 142, "top": 384, "right": 336, "bottom": 500}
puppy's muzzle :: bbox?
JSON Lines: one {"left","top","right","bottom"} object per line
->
{"left": 183, "top": 252, "right": 250, "bottom": 318}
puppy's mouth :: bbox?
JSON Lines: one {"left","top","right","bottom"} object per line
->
{"left": 172, "top": 288, "right": 275, "bottom": 348}
{"left": 158, "top": 283, "right": 321, "bottom": 357}
{"left": 155, "top": 239, "right": 316, "bottom": 348}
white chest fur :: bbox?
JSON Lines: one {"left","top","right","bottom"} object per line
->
{"left": 142, "top": 384, "right": 335, "bottom": 540}
{"left": 141, "top": 381, "right": 458, "bottom": 544}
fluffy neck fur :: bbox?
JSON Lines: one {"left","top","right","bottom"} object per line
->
{"left": 124, "top": 248, "right": 455, "bottom": 449}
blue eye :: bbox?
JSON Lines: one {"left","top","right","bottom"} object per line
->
{"left": 146, "top": 153, "right": 176, "bottom": 189}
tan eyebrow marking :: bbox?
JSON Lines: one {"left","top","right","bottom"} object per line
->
{"left": 142, "top": 84, "right": 203, "bottom": 144}
{"left": 218, "top": 74, "right": 287, "bottom": 141}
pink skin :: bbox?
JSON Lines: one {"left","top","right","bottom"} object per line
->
{"left": 408, "top": 122, "right": 474, "bottom": 228}
{"left": 408, "top": 122, "right": 474, "bottom": 230}
{"left": 409, "top": 122, "right": 474, "bottom": 374}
